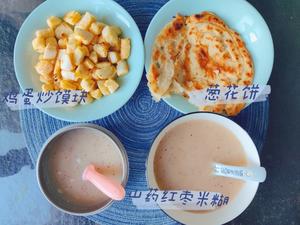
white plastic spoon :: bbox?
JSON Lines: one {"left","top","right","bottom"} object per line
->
{"left": 213, "top": 163, "right": 267, "bottom": 183}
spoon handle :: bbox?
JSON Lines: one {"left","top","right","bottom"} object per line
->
{"left": 213, "top": 163, "right": 266, "bottom": 183}
{"left": 82, "top": 164, "right": 126, "bottom": 201}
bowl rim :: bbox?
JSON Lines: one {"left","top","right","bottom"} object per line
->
{"left": 36, "top": 123, "right": 129, "bottom": 216}
{"left": 14, "top": 0, "right": 145, "bottom": 122}
{"left": 146, "top": 112, "right": 260, "bottom": 224}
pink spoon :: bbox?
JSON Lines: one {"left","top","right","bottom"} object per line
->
{"left": 82, "top": 164, "right": 125, "bottom": 201}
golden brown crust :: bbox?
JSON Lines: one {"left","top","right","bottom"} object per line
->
{"left": 147, "top": 12, "right": 254, "bottom": 115}
{"left": 147, "top": 15, "right": 187, "bottom": 100}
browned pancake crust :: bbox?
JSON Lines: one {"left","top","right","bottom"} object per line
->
{"left": 147, "top": 12, "right": 254, "bottom": 116}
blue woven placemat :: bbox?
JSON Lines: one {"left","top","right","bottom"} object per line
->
{"left": 20, "top": 79, "right": 269, "bottom": 225}
{"left": 19, "top": 0, "right": 269, "bottom": 224}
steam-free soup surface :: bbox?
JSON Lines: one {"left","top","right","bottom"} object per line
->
{"left": 154, "top": 120, "right": 247, "bottom": 200}
{"left": 47, "top": 128, "right": 123, "bottom": 208}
